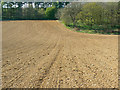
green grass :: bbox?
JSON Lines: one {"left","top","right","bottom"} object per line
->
{"left": 58, "top": 20, "right": 119, "bottom": 35}
{"left": 76, "top": 30, "right": 96, "bottom": 34}
{"left": 64, "top": 25, "right": 74, "bottom": 31}
{"left": 77, "top": 29, "right": 119, "bottom": 35}
{"left": 58, "top": 20, "right": 74, "bottom": 31}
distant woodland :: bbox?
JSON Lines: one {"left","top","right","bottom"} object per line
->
{"left": 1, "top": 2, "right": 120, "bottom": 34}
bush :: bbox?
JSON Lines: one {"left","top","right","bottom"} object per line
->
{"left": 59, "top": 2, "right": 119, "bottom": 34}
{"left": 45, "top": 6, "right": 57, "bottom": 20}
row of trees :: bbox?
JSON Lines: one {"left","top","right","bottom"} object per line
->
{"left": 57, "top": 2, "right": 120, "bottom": 33}
{"left": 1, "top": 2, "right": 120, "bottom": 34}
{"left": 2, "top": 2, "right": 69, "bottom": 20}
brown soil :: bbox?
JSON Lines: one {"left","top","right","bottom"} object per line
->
{"left": 2, "top": 20, "right": 118, "bottom": 88}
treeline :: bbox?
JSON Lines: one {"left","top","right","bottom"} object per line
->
{"left": 1, "top": 2, "right": 120, "bottom": 34}
{"left": 57, "top": 2, "right": 120, "bottom": 34}
{"left": 2, "top": 2, "right": 69, "bottom": 20}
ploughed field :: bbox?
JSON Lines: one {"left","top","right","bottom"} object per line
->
{"left": 2, "top": 20, "right": 118, "bottom": 88}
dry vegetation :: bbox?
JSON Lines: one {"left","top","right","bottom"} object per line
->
{"left": 2, "top": 20, "right": 118, "bottom": 88}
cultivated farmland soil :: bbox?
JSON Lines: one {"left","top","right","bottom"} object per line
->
{"left": 2, "top": 20, "right": 118, "bottom": 88}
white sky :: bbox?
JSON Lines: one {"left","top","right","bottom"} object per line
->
{"left": 1, "top": 0, "right": 119, "bottom": 2}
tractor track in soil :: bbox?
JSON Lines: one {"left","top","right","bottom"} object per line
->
{"left": 2, "top": 20, "right": 118, "bottom": 88}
